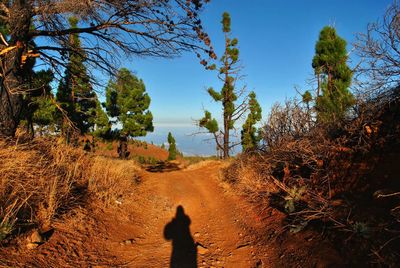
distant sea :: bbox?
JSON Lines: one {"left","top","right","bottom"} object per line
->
{"left": 137, "top": 125, "right": 240, "bottom": 156}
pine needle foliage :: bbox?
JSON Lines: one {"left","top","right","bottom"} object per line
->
{"left": 105, "top": 68, "right": 153, "bottom": 137}
{"left": 312, "top": 26, "right": 354, "bottom": 124}
{"left": 241, "top": 92, "right": 262, "bottom": 151}
{"left": 167, "top": 132, "right": 177, "bottom": 161}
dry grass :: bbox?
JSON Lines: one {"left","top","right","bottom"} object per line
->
{"left": 0, "top": 138, "right": 88, "bottom": 233}
{"left": 0, "top": 137, "right": 141, "bottom": 242}
{"left": 88, "top": 156, "right": 141, "bottom": 206}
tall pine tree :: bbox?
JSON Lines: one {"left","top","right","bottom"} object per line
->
{"left": 199, "top": 12, "right": 248, "bottom": 159}
{"left": 312, "top": 26, "right": 354, "bottom": 124}
{"left": 56, "top": 17, "right": 98, "bottom": 139}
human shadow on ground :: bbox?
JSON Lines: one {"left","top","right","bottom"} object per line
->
{"left": 146, "top": 161, "right": 181, "bottom": 173}
{"left": 164, "top": 205, "right": 197, "bottom": 268}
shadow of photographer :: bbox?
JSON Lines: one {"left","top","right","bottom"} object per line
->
{"left": 164, "top": 205, "right": 197, "bottom": 268}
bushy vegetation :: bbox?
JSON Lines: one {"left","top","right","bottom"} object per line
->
{"left": 136, "top": 155, "right": 159, "bottom": 165}
{"left": 224, "top": 88, "right": 400, "bottom": 265}
{"left": 221, "top": 4, "right": 400, "bottom": 265}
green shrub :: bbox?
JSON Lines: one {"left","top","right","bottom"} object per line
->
{"left": 106, "top": 142, "right": 113, "bottom": 151}
{"left": 284, "top": 186, "right": 306, "bottom": 213}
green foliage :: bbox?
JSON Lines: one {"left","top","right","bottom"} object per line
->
{"left": 106, "top": 142, "right": 113, "bottom": 151}
{"left": 28, "top": 70, "right": 56, "bottom": 129}
{"left": 105, "top": 68, "right": 154, "bottom": 137}
{"left": 222, "top": 12, "right": 231, "bottom": 33}
{"left": 167, "top": 132, "right": 177, "bottom": 160}
{"left": 352, "top": 222, "right": 370, "bottom": 238}
{"left": 241, "top": 92, "right": 262, "bottom": 151}
{"left": 317, "top": 85, "right": 354, "bottom": 123}
{"left": 284, "top": 186, "right": 306, "bottom": 213}
{"left": 32, "top": 97, "right": 57, "bottom": 127}
{"left": 207, "top": 87, "right": 222, "bottom": 101}
{"left": 56, "top": 17, "right": 99, "bottom": 135}
{"left": 137, "top": 155, "right": 158, "bottom": 165}
{"left": 199, "top": 110, "right": 219, "bottom": 133}
{"left": 0, "top": 219, "right": 13, "bottom": 241}
{"left": 91, "top": 100, "right": 111, "bottom": 138}
{"left": 161, "top": 143, "right": 166, "bottom": 150}
{"left": 302, "top": 90, "right": 312, "bottom": 104}
{"left": 312, "top": 26, "right": 354, "bottom": 124}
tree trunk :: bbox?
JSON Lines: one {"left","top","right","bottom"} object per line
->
{"left": 223, "top": 111, "right": 230, "bottom": 159}
{"left": 0, "top": 82, "right": 23, "bottom": 137}
{"left": 118, "top": 135, "right": 130, "bottom": 159}
{"left": 222, "top": 33, "right": 230, "bottom": 159}
{"left": 0, "top": 1, "right": 32, "bottom": 137}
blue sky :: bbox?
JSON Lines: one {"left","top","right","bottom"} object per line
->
{"left": 112, "top": 0, "right": 392, "bottom": 127}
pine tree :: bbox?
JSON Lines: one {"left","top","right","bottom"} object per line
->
{"left": 312, "top": 26, "right": 354, "bottom": 124}
{"left": 241, "top": 92, "right": 262, "bottom": 151}
{"left": 32, "top": 97, "right": 57, "bottom": 135}
{"left": 24, "top": 69, "right": 56, "bottom": 136}
{"left": 56, "top": 17, "right": 97, "bottom": 138}
{"left": 167, "top": 132, "right": 177, "bottom": 161}
{"left": 105, "top": 68, "right": 153, "bottom": 138}
{"left": 199, "top": 12, "right": 248, "bottom": 159}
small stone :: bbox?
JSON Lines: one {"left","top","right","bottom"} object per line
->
{"left": 194, "top": 232, "right": 201, "bottom": 238}
{"left": 26, "top": 242, "right": 39, "bottom": 250}
{"left": 197, "top": 244, "right": 208, "bottom": 255}
{"left": 124, "top": 239, "right": 132, "bottom": 245}
{"left": 29, "top": 230, "right": 43, "bottom": 244}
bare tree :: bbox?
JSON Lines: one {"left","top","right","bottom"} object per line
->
{"left": 262, "top": 98, "right": 312, "bottom": 151}
{"left": 354, "top": 2, "right": 400, "bottom": 96}
{"left": 0, "top": 0, "right": 215, "bottom": 137}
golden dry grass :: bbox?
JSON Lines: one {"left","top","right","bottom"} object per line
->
{"left": 0, "top": 137, "right": 141, "bottom": 241}
{"left": 88, "top": 156, "right": 141, "bottom": 207}
{"left": 221, "top": 156, "right": 282, "bottom": 200}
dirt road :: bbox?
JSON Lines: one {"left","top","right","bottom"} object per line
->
{"left": 121, "top": 161, "right": 267, "bottom": 267}
{"left": 4, "top": 161, "right": 273, "bottom": 268}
